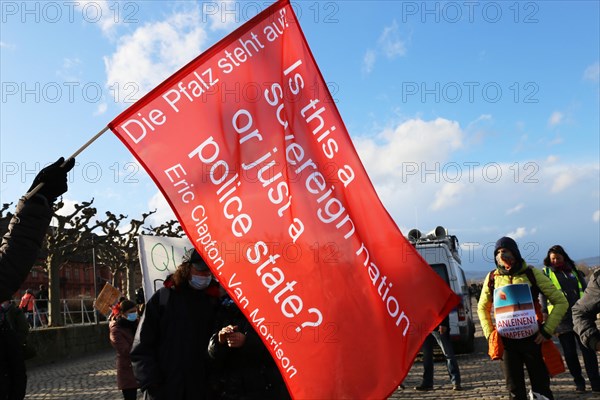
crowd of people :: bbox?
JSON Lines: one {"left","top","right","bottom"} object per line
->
{"left": 1, "top": 158, "right": 600, "bottom": 400}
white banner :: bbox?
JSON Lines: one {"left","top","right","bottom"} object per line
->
{"left": 137, "top": 235, "right": 193, "bottom": 302}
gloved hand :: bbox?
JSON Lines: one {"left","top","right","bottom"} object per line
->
{"left": 28, "top": 157, "right": 76, "bottom": 202}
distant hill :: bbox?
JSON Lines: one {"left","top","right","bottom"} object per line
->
{"left": 465, "top": 270, "right": 490, "bottom": 282}
{"left": 465, "top": 256, "right": 600, "bottom": 282}
{"left": 577, "top": 256, "right": 600, "bottom": 267}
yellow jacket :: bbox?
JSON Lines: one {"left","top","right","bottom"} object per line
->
{"left": 477, "top": 261, "right": 568, "bottom": 339}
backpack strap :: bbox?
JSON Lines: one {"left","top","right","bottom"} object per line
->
{"left": 487, "top": 270, "right": 496, "bottom": 292}
{"left": 523, "top": 267, "right": 540, "bottom": 299}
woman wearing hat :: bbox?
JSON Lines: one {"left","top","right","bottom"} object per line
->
{"left": 109, "top": 299, "right": 139, "bottom": 400}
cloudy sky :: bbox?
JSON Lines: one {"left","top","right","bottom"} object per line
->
{"left": 1, "top": 1, "right": 598, "bottom": 271}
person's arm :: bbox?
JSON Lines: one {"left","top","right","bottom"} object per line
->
{"left": 130, "top": 290, "right": 163, "bottom": 391}
{"left": 477, "top": 273, "right": 494, "bottom": 339}
{"left": 534, "top": 268, "right": 568, "bottom": 338}
{"left": 0, "top": 157, "right": 75, "bottom": 302}
{"left": 573, "top": 271, "right": 600, "bottom": 351}
{"left": 0, "top": 198, "right": 52, "bottom": 302}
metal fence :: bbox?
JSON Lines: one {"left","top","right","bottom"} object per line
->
{"left": 15, "top": 298, "right": 107, "bottom": 329}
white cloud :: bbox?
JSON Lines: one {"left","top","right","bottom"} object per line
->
{"left": 362, "top": 50, "right": 376, "bottom": 74}
{"left": 377, "top": 20, "right": 406, "bottom": 59}
{"left": 430, "top": 182, "right": 466, "bottom": 211}
{"left": 75, "top": 1, "right": 123, "bottom": 36}
{"left": 355, "top": 117, "right": 464, "bottom": 179}
{"left": 205, "top": 0, "right": 240, "bottom": 31}
{"left": 506, "top": 227, "right": 536, "bottom": 239}
{"left": 583, "top": 62, "right": 600, "bottom": 82}
{"left": 548, "top": 111, "right": 563, "bottom": 127}
{"left": 506, "top": 203, "right": 524, "bottom": 215}
{"left": 0, "top": 41, "right": 15, "bottom": 49}
{"left": 56, "top": 57, "right": 83, "bottom": 81}
{"left": 94, "top": 103, "right": 108, "bottom": 116}
{"left": 147, "top": 191, "right": 177, "bottom": 227}
{"left": 551, "top": 171, "right": 576, "bottom": 193}
{"left": 363, "top": 20, "right": 407, "bottom": 74}
{"left": 546, "top": 155, "right": 559, "bottom": 164}
{"left": 593, "top": 210, "right": 600, "bottom": 223}
{"left": 104, "top": 8, "right": 208, "bottom": 102}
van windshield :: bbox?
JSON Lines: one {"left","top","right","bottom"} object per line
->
{"left": 430, "top": 263, "right": 450, "bottom": 285}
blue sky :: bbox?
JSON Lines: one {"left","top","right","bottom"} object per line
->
{"left": 1, "top": 1, "right": 598, "bottom": 272}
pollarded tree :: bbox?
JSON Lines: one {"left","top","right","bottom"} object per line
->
{"left": 95, "top": 210, "right": 157, "bottom": 300}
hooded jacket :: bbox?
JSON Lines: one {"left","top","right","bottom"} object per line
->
{"left": 477, "top": 237, "right": 568, "bottom": 340}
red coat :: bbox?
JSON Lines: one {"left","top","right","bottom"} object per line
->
{"left": 109, "top": 318, "right": 139, "bottom": 390}
{"left": 19, "top": 292, "right": 35, "bottom": 312}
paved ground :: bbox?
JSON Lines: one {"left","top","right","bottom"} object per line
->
{"left": 25, "top": 299, "right": 600, "bottom": 399}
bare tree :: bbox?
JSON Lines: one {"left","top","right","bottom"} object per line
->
{"left": 45, "top": 199, "right": 104, "bottom": 326}
{"left": 96, "top": 210, "right": 156, "bottom": 299}
{"left": 145, "top": 219, "right": 184, "bottom": 238}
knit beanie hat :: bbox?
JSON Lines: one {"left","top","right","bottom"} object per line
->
{"left": 494, "top": 236, "right": 523, "bottom": 265}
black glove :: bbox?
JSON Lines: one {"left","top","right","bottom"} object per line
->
{"left": 28, "top": 157, "right": 76, "bottom": 202}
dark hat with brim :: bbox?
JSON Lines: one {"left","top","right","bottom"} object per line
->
{"left": 182, "top": 248, "right": 210, "bottom": 272}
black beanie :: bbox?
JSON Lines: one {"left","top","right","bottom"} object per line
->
{"left": 494, "top": 236, "right": 522, "bottom": 263}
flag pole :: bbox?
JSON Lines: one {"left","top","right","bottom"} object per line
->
{"left": 24, "top": 125, "right": 110, "bottom": 200}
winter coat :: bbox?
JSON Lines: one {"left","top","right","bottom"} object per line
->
{"left": 207, "top": 297, "right": 289, "bottom": 400}
{"left": 540, "top": 266, "right": 587, "bottom": 334}
{"left": 19, "top": 292, "right": 35, "bottom": 312}
{"left": 130, "top": 283, "right": 218, "bottom": 400}
{"left": 477, "top": 261, "right": 568, "bottom": 339}
{"left": 0, "top": 302, "right": 29, "bottom": 399}
{"left": 109, "top": 317, "right": 139, "bottom": 390}
{"left": 573, "top": 269, "right": 600, "bottom": 351}
{"left": 0, "top": 197, "right": 52, "bottom": 302}
{"left": 0, "top": 303, "right": 29, "bottom": 346}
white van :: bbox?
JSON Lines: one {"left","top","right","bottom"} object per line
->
{"left": 407, "top": 226, "right": 475, "bottom": 353}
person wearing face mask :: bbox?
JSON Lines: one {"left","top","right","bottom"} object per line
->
{"left": 207, "top": 295, "right": 291, "bottom": 400}
{"left": 540, "top": 245, "right": 600, "bottom": 393}
{"left": 131, "top": 248, "right": 219, "bottom": 400}
{"left": 478, "top": 237, "right": 567, "bottom": 400}
{"left": 109, "top": 299, "right": 140, "bottom": 400}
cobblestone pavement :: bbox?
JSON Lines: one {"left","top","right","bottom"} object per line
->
{"left": 26, "top": 299, "right": 600, "bottom": 399}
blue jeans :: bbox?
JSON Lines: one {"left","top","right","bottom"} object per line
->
{"left": 558, "top": 331, "right": 600, "bottom": 390}
{"left": 421, "top": 330, "right": 461, "bottom": 386}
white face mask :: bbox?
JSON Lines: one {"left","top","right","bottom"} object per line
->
{"left": 189, "top": 275, "right": 212, "bottom": 290}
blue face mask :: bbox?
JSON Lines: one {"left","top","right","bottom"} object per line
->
{"left": 126, "top": 312, "right": 138, "bottom": 322}
{"left": 189, "top": 275, "right": 212, "bottom": 290}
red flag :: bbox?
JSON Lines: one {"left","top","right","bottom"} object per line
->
{"left": 109, "top": 1, "right": 459, "bottom": 398}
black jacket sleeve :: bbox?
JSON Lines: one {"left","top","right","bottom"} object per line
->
{"left": 573, "top": 270, "right": 600, "bottom": 351}
{"left": 130, "top": 289, "right": 163, "bottom": 390}
{"left": 0, "top": 197, "right": 52, "bottom": 302}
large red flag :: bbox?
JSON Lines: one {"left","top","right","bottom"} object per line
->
{"left": 109, "top": 1, "right": 459, "bottom": 398}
